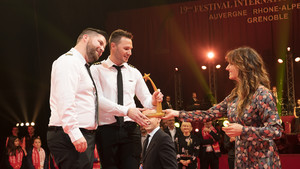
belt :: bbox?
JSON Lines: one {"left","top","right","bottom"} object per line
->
{"left": 48, "top": 126, "right": 96, "bottom": 134}
{"left": 109, "top": 121, "right": 136, "bottom": 126}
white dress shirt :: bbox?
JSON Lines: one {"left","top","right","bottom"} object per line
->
{"left": 168, "top": 127, "right": 176, "bottom": 142}
{"left": 91, "top": 57, "right": 155, "bottom": 126}
{"left": 146, "top": 127, "right": 160, "bottom": 149}
{"left": 48, "top": 48, "right": 97, "bottom": 142}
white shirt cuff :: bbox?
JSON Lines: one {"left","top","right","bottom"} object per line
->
{"left": 121, "top": 106, "right": 129, "bottom": 116}
{"left": 68, "top": 127, "right": 83, "bottom": 143}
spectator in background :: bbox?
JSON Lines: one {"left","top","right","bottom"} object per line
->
{"left": 164, "top": 117, "right": 181, "bottom": 142}
{"left": 6, "top": 127, "right": 20, "bottom": 147}
{"left": 27, "top": 137, "right": 48, "bottom": 169}
{"left": 187, "top": 92, "right": 200, "bottom": 110}
{"left": 160, "top": 119, "right": 168, "bottom": 130}
{"left": 294, "top": 99, "right": 300, "bottom": 133}
{"left": 198, "top": 121, "right": 221, "bottom": 169}
{"left": 4, "top": 136, "right": 26, "bottom": 169}
{"left": 175, "top": 122, "right": 199, "bottom": 169}
{"left": 271, "top": 86, "right": 278, "bottom": 103}
{"left": 22, "top": 126, "right": 38, "bottom": 152}
{"left": 162, "top": 95, "right": 173, "bottom": 110}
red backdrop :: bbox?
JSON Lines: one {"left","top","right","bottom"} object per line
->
{"left": 105, "top": 0, "right": 300, "bottom": 105}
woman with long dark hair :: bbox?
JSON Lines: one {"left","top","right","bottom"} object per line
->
{"left": 163, "top": 47, "right": 283, "bottom": 168}
{"left": 5, "top": 136, "right": 26, "bottom": 169}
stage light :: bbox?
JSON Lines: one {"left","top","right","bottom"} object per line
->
{"left": 31, "top": 122, "right": 35, "bottom": 126}
{"left": 287, "top": 47, "right": 290, "bottom": 51}
{"left": 20, "top": 123, "right": 24, "bottom": 126}
{"left": 16, "top": 123, "right": 20, "bottom": 127}
{"left": 25, "top": 122, "right": 29, "bottom": 126}
{"left": 207, "top": 52, "right": 214, "bottom": 59}
{"left": 277, "top": 59, "right": 283, "bottom": 63}
{"left": 175, "top": 67, "right": 178, "bottom": 71}
{"left": 195, "top": 128, "right": 199, "bottom": 132}
{"left": 216, "top": 64, "right": 221, "bottom": 69}
{"left": 175, "top": 122, "right": 180, "bottom": 128}
{"left": 295, "top": 57, "right": 300, "bottom": 62}
{"left": 201, "top": 65, "right": 207, "bottom": 70}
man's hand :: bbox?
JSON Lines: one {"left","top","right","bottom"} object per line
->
{"left": 73, "top": 137, "right": 87, "bottom": 153}
{"left": 161, "top": 109, "right": 179, "bottom": 120}
{"left": 151, "top": 89, "right": 164, "bottom": 106}
{"left": 127, "top": 108, "right": 149, "bottom": 126}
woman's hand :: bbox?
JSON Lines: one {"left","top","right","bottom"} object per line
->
{"left": 162, "top": 109, "right": 179, "bottom": 119}
{"left": 222, "top": 123, "right": 243, "bottom": 137}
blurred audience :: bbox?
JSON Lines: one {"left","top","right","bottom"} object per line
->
{"left": 6, "top": 127, "right": 20, "bottom": 147}
{"left": 271, "top": 86, "right": 278, "bottom": 103}
{"left": 198, "top": 121, "right": 221, "bottom": 169}
{"left": 175, "top": 122, "right": 199, "bottom": 169}
{"left": 160, "top": 119, "right": 168, "bottom": 130}
{"left": 4, "top": 136, "right": 26, "bottom": 169}
{"left": 187, "top": 92, "right": 200, "bottom": 110}
{"left": 164, "top": 117, "right": 182, "bottom": 142}
{"left": 27, "top": 137, "right": 48, "bottom": 169}
{"left": 294, "top": 99, "right": 300, "bottom": 133}
{"left": 162, "top": 95, "right": 173, "bottom": 110}
{"left": 22, "top": 126, "right": 38, "bottom": 152}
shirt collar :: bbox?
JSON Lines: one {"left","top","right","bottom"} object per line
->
{"left": 106, "top": 56, "right": 128, "bottom": 69}
{"left": 149, "top": 126, "right": 160, "bottom": 138}
{"left": 71, "top": 48, "right": 87, "bottom": 65}
{"left": 168, "top": 127, "right": 176, "bottom": 131}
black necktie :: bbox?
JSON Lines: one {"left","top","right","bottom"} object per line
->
{"left": 85, "top": 63, "right": 98, "bottom": 125}
{"left": 113, "top": 65, "right": 124, "bottom": 126}
{"left": 142, "top": 134, "right": 150, "bottom": 158}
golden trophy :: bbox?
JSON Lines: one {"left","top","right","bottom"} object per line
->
{"left": 143, "top": 73, "right": 165, "bottom": 118}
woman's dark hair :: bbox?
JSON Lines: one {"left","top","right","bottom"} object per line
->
{"left": 7, "top": 136, "right": 22, "bottom": 156}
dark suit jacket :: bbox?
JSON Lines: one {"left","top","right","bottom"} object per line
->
{"left": 142, "top": 129, "right": 178, "bottom": 169}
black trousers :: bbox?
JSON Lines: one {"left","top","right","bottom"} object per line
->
{"left": 200, "top": 152, "right": 219, "bottom": 169}
{"left": 228, "top": 157, "right": 234, "bottom": 169}
{"left": 96, "top": 122, "right": 141, "bottom": 169}
{"left": 47, "top": 127, "right": 95, "bottom": 169}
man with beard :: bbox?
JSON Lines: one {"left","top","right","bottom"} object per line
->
{"left": 91, "top": 29, "right": 163, "bottom": 169}
{"left": 47, "top": 28, "right": 108, "bottom": 169}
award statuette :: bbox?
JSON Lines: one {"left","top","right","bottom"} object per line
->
{"left": 143, "top": 73, "right": 165, "bottom": 118}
